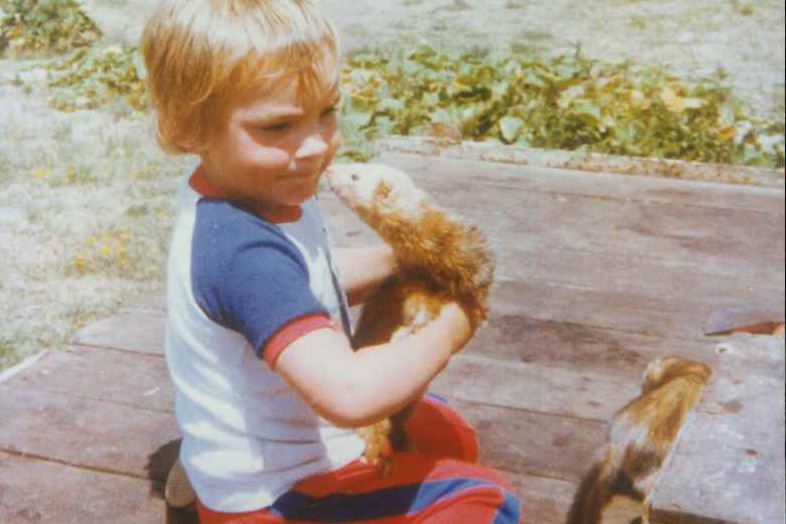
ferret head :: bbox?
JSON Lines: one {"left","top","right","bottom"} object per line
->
{"left": 641, "top": 356, "right": 712, "bottom": 394}
{"left": 325, "top": 163, "right": 430, "bottom": 225}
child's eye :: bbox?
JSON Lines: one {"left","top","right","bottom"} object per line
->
{"left": 321, "top": 105, "right": 340, "bottom": 118}
{"left": 260, "top": 121, "right": 292, "bottom": 132}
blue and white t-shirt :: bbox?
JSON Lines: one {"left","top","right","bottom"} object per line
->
{"left": 165, "top": 167, "right": 364, "bottom": 512}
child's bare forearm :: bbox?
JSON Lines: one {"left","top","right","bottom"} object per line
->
{"left": 347, "top": 320, "right": 455, "bottom": 424}
{"left": 276, "top": 304, "right": 470, "bottom": 428}
{"left": 334, "top": 245, "right": 397, "bottom": 306}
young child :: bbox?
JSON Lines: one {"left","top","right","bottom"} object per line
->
{"left": 141, "top": 1, "right": 522, "bottom": 522}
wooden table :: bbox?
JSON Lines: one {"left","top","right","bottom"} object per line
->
{"left": 1, "top": 147, "right": 783, "bottom": 523}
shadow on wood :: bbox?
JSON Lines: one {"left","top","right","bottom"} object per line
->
{"left": 145, "top": 439, "right": 199, "bottom": 524}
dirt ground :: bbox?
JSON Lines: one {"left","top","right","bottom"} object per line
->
{"left": 0, "top": 0, "right": 784, "bottom": 369}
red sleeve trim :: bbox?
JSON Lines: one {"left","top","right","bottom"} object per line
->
{"left": 263, "top": 313, "right": 335, "bottom": 369}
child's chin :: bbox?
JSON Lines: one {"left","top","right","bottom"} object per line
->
{"left": 283, "top": 184, "right": 319, "bottom": 205}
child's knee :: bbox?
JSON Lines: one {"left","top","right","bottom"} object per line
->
{"left": 404, "top": 395, "right": 479, "bottom": 462}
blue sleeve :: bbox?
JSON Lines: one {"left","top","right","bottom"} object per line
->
{"left": 191, "top": 200, "right": 329, "bottom": 357}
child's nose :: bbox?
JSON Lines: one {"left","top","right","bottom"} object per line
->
{"left": 295, "top": 131, "right": 329, "bottom": 160}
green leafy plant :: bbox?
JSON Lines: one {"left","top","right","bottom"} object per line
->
{"left": 339, "top": 45, "right": 784, "bottom": 167}
{"left": 0, "top": 0, "right": 102, "bottom": 56}
{"left": 46, "top": 44, "right": 147, "bottom": 111}
{"left": 37, "top": 42, "right": 784, "bottom": 168}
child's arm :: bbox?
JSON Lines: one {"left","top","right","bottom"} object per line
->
{"left": 333, "top": 245, "right": 397, "bottom": 306}
{"left": 275, "top": 302, "right": 471, "bottom": 428}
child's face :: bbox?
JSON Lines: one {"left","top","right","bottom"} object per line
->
{"left": 200, "top": 76, "right": 341, "bottom": 216}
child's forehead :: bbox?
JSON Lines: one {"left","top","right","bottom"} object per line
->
{"left": 237, "top": 74, "right": 339, "bottom": 115}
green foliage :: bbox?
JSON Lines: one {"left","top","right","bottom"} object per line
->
{"left": 339, "top": 45, "right": 785, "bottom": 167}
{"left": 46, "top": 45, "right": 147, "bottom": 111}
{"left": 36, "top": 42, "right": 784, "bottom": 168}
{"left": 0, "top": 0, "right": 101, "bottom": 56}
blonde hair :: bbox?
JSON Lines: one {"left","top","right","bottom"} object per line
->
{"left": 141, "top": 0, "right": 339, "bottom": 154}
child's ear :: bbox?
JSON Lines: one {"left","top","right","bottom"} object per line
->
{"left": 176, "top": 137, "right": 205, "bottom": 155}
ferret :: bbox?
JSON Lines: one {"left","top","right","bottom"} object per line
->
{"left": 326, "top": 162, "right": 495, "bottom": 467}
{"left": 566, "top": 356, "right": 712, "bottom": 524}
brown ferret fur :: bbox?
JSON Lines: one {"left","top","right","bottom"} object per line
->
{"left": 326, "top": 162, "right": 495, "bottom": 468}
{"left": 566, "top": 356, "right": 712, "bottom": 524}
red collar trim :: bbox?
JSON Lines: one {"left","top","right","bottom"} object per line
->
{"left": 189, "top": 165, "right": 226, "bottom": 199}
{"left": 263, "top": 205, "right": 304, "bottom": 224}
{"left": 189, "top": 166, "right": 303, "bottom": 224}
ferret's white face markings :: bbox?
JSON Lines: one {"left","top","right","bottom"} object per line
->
{"left": 326, "top": 163, "right": 427, "bottom": 219}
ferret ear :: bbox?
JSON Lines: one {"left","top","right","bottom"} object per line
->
{"left": 374, "top": 181, "right": 393, "bottom": 201}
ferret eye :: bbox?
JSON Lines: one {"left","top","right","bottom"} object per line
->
{"left": 351, "top": 174, "right": 360, "bottom": 181}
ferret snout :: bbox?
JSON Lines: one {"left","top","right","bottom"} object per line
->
{"left": 325, "top": 164, "right": 361, "bottom": 187}
{"left": 324, "top": 164, "right": 365, "bottom": 199}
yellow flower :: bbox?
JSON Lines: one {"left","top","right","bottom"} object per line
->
{"left": 716, "top": 125, "right": 735, "bottom": 141}
{"left": 100, "top": 245, "right": 112, "bottom": 256}
{"left": 87, "top": 235, "right": 97, "bottom": 244}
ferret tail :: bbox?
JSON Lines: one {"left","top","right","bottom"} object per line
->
{"left": 565, "top": 459, "right": 614, "bottom": 524}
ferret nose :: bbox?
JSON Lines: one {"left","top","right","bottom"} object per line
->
{"left": 324, "top": 164, "right": 348, "bottom": 181}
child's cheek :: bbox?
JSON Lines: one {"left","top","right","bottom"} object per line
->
{"left": 251, "top": 146, "right": 292, "bottom": 172}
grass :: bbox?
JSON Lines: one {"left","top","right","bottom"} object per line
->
{"left": 0, "top": 85, "right": 188, "bottom": 370}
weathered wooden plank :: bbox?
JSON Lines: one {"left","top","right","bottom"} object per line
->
{"left": 0, "top": 452, "right": 189, "bottom": 524}
{"left": 465, "top": 312, "right": 721, "bottom": 378}
{"left": 71, "top": 310, "right": 165, "bottom": 355}
{"left": 8, "top": 345, "right": 173, "bottom": 413}
{"left": 651, "top": 335, "right": 785, "bottom": 524}
{"left": 435, "top": 354, "right": 640, "bottom": 421}
{"left": 123, "top": 290, "right": 166, "bottom": 313}
{"left": 495, "top": 245, "right": 781, "bottom": 310}
{"left": 329, "top": 227, "right": 778, "bottom": 346}
{"left": 321, "top": 185, "right": 784, "bottom": 342}
{"left": 449, "top": 399, "right": 605, "bottom": 482}
{"left": 0, "top": 386, "right": 180, "bottom": 479}
{"left": 504, "top": 470, "right": 645, "bottom": 524}
{"left": 442, "top": 184, "right": 782, "bottom": 270}
{"left": 374, "top": 148, "right": 785, "bottom": 211}
{"left": 320, "top": 179, "right": 785, "bottom": 284}
{"left": 504, "top": 471, "right": 577, "bottom": 523}
{"left": 375, "top": 137, "right": 786, "bottom": 190}
{"left": 490, "top": 279, "right": 783, "bottom": 347}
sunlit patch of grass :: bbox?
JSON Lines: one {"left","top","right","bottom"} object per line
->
{"left": 730, "top": 0, "right": 754, "bottom": 16}
{"left": 0, "top": 334, "right": 19, "bottom": 371}
{"left": 0, "top": 87, "right": 187, "bottom": 371}
{"left": 68, "top": 202, "right": 173, "bottom": 282}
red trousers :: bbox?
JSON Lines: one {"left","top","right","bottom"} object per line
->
{"left": 197, "top": 394, "right": 522, "bottom": 523}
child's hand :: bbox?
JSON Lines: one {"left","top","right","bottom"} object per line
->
{"left": 435, "top": 302, "right": 473, "bottom": 354}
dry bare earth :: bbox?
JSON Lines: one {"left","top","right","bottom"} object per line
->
{"left": 0, "top": 0, "right": 784, "bottom": 369}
